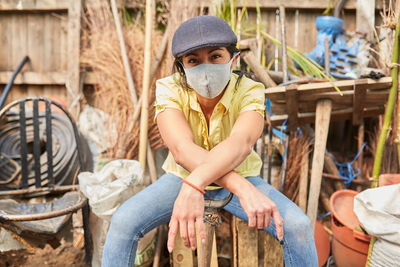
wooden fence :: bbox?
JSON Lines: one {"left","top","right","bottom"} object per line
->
{"left": 0, "top": 0, "right": 385, "bottom": 117}
{"left": 0, "top": 0, "right": 80, "bottom": 116}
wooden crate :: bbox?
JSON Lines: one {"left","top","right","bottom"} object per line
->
{"left": 172, "top": 216, "right": 284, "bottom": 267}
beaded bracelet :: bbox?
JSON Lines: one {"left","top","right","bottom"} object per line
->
{"left": 182, "top": 179, "right": 205, "bottom": 195}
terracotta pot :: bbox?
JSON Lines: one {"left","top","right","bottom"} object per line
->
{"left": 379, "top": 173, "right": 400, "bottom": 186}
{"left": 330, "top": 190, "right": 370, "bottom": 267}
{"left": 314, "top": 220, "right": 330, "bottom": 267}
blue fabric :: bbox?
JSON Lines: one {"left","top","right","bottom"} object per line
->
{"left": 326, "top": 142, "right": 367, "bottom": 188}
{"left": 102, "top": 173, "right": 318, "bottom": 267}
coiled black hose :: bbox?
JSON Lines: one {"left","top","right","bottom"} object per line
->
{"left": 0, "top": 111, "right": 92, "bottom": 189}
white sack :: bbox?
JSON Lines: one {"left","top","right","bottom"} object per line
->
{"left": 354, "top": 184, "right": 400, "bottom": 244}
{"left": 78, "top": 159, "right": 145, "bottom": 220}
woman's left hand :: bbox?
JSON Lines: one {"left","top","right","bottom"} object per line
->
{"left": 237, "top": 183, "right": 284, "bottom": 240}
{"left": 167, "top": 183, "right": 206, "bottom": 252}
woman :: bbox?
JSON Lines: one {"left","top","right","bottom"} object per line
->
{"left": 102, "top": 15, "right": 318, "bottom": 267}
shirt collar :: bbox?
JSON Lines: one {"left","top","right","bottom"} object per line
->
{"left": 219, "top": 73, "right": 238, "bottom": 110}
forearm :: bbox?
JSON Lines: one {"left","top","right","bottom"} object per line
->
{"left": 175, "top": 138, "right": 249, "bottom": 196}
{"left": 157, "top": 109, "right": 263, "bottom": 191}
{"left": 186, "top": 134, "right": 252, "bottom": 188}
{"left": 177, "top": 134, "right": 252, "bottom": 191}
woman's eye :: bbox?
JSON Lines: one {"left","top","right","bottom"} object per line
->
{"left": 188, "top": 58, "right": 198, "bottom": 64}
{"left": 211, "top": 54, "right": 221, "bottom": 60}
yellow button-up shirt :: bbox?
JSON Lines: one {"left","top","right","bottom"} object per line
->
{"left": 154, "top": 72, "right": 265, "bottom": 180}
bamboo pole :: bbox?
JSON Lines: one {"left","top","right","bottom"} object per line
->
{"left": 371, "top": 17, "right": 400, "bottom": 188}
{"left": 150, "top": 26, "right": 169, "bottom": 79}
{"left": 147, "top": 142, "right": 157, "bottom": 184}
{"left": 396, "top": 0, "right": 400, "bottom": 169}
{"left": 279, "top": 6, "right": 288, "bottom": 83}
{"left": 366, "top": 14, "right": 400, "bottom": 267}
{"left": 110, "top": 0, "right": 137, "bottom": 104}
{"left": 139, "top": 0, "right": 153, "bottom": 172}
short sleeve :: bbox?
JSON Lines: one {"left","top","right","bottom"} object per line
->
{"left": 239, "top": 82, "right": 265, "bottom": 117}
{"left": 154, "top": 78, "right": 182, "bottom": 122}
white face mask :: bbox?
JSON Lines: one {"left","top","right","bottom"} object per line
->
{"left": 183, "top": 55, "right": 237, "bottom": 98}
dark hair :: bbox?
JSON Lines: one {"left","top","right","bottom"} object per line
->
{"left": 172, "top": 45, "right": 241, "bottom": 90}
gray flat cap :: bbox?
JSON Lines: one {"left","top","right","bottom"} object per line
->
{"left": 172, "top": 16, "right": 237, "bottom": 58}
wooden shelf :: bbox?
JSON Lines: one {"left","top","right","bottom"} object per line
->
{"left": 0, "top": 0, "right": 69, "bottom": 11}
{"left": 0, "top": 71, "right": 97, "bottom": 85}
{"left": 266, "top": 77, "right": 392, "bottom": 126}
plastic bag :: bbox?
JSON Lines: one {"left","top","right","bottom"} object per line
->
{"left": 78, "top": 159, "right": 145, "bottom": 220}
{"left": 78, "top": 159, "right": 155, "bottom": 267}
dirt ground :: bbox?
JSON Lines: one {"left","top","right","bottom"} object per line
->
{"left": 0, "top": 213, "right": 230, "bottom": 267}
{"left": 0, "top": 232, "right": 87, "bottom": 267}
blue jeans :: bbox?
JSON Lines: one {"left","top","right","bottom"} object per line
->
{"left": 102, "top": 173, "right": 318, "bottom": 267}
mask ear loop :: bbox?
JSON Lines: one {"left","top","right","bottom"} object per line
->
{"left": 231, "top": 52, "right": 240, "bottom": 70}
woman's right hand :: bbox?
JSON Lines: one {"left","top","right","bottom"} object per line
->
{"left": 167, "top": 182, "right": 206, "bottom": 253}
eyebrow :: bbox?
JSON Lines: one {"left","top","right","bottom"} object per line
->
{"left": 208, "top": 48, "right": 224, "bottom": 53}
{"left": 184, "top": 47, "right": 224, "bottom": 57}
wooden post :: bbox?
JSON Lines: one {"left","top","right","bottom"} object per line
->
{"left": 232, "top": 215, "right": 238, "bottom": 267}
{"left": 307, "top": 99, "right": 332, "bottom": 231}
{"left": 237, "top": 218, "right": 258, "bottom": 267}
{"left": 319, "top": 190, "right": 332, "bottom": 213}
{"left": 152, "top": 226, "right": 164, "bottom": 267}
{"left": 353, "top": 80, "right": 367, "bottom": 190}
{"left": 172, "top": 232, "right": 194, "bottom": 267}
{"left": 262, "top": 231, "right": 284, "bottom": 267}
{"left": 241, "top": 51, "right": 277, "bottom": 88}
{"left": 357, "top": 121, "right": 365, "bottom": 171}
{"left": 353, "top": 79, "right": 367, "bottom": 126}
{"left": 324, "top": 154, "right": 345, "bottom": 191}
{"left": 196, "top": 224, "right": 218, "bottom": 267}
{"left": 67, "top": 0, "right": 81, "bottom": 119}
{"left": 233, "top": 217, "right": 284, "bottom": 267}
{"left": 286, "top": 84, "right": 299, "bottom": 132}
{"left": 324, "top": 38, "right": 330, "bottom": 75}
{"left": 139, "top": 0, "right": 153, "bottom": 172}
{"left": 298, "top": 153, "right": 309, "bottom": 213}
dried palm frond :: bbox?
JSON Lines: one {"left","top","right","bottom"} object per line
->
{"left": 280, "top": 134, "right": 312, "bottom": 203}
{"left": 81, "top": 0, "right": 168, "bottom": 160}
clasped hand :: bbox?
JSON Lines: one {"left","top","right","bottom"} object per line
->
{"left": 167, "top": 183, "right": 284, "bottom": 252}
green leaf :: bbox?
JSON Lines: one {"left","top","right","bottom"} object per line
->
{"left": 262, "top": 31, "right": 342, "bottom": 95}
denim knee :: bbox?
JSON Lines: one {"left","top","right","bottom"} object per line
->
{"left": 109, "top": 203, "right": 144, "bottom": 241}
{"left": 284, "top": 211, "right": 313, "bottom": 244}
